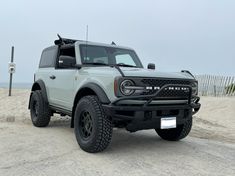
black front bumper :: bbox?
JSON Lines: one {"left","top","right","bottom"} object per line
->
{"left": 102, "top": 84, "right": 201, "bottom": 132}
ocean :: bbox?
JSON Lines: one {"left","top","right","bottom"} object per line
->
{"left": 0, "top": 82, "right": 32, "bottom": 89}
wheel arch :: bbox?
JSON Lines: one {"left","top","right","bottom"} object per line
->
{"left": 71, "top": 83, "right": 110, "bottom": 127}
{"left": 28, "top": 79, "right": 48, "bottom": 109}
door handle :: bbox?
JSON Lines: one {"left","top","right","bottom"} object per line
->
{"left": 50, "top": 75, "right": 56, "bottom": 80}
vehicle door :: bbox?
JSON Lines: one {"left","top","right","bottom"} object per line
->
{"left": 37, "top": 46, "right": 58, "bottom": 104}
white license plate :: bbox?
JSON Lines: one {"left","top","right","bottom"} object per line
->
{"left": 161, "top": 117, "right": 176, "bottom": 129}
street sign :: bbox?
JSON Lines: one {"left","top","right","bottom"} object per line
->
{"left": 8, "top": 62, "right": 16, "bottom": 74}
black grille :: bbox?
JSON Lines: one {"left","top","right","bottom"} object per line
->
{"left": 140, "top": 79, "right": 191, "bottom": 99}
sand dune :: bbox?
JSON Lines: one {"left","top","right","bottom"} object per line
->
{"left": 193, "top": 97, "right": 235, "bottom": 143}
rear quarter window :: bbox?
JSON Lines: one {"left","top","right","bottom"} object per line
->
{"left": 39, "top": 46, "right": 58, "bottom": 68}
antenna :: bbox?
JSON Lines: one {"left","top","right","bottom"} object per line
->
{"left": 85, "top": 25, "right": 88, "bottom": 60}
{"left": 86, "top": 25, "right": 89, "bottom": 42}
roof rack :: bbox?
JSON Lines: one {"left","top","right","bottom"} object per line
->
{"left": 54, "top": 34, "right": 78, "bottom": 45}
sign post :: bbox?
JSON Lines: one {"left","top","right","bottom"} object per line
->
{"left": 8, "top": 46, "right": 15, "bottom": 96}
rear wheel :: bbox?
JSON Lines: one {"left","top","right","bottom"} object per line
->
{"left": 156, "top": 117, "right": 192, "bottom": 141}
{"left": 74, "top": 95, "right": 112, "bottom": 153}
{"left": 30, "top": 90, "right": 51, "bottom": 127}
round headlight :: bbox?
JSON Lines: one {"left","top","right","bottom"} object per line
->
{"left": 120, "top": 80, "right": 135, "bottom": 96}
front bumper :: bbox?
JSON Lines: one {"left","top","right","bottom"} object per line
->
{"left": 102, "top": 84, "right": 201, "bottom": 132}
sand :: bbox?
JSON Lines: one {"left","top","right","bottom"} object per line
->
{"left": 0, "top": 88, "right": 235, "bottom": 176}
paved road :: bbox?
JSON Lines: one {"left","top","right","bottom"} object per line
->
{"left": 0, "top": 121, "right": 234, "bottom": 176}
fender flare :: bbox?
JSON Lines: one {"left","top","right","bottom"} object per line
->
{"left": 28, "top": 79, "right": 48, "bottom": 109}
{"left": 75, "top": 83, "right": 111, "bottom": 104}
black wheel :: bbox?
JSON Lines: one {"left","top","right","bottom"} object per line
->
{"left": 156, "top": 117, "right": 192, "bottom": 141}
{"left": 30, "top": 90, "right": 51, "bottom": 127}
{"left": 74, "top": 95, "right": 112, "bottom": 153}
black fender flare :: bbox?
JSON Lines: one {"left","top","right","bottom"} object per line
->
{"left": 74, "top": 83, "right": 110, "bottom": 105}
{"left": 28, "top": 79, "right": 48, "bottom": 109}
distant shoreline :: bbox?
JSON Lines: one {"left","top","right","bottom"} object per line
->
{"left": 0, "top": 82, "right": 32, "bottom": 89}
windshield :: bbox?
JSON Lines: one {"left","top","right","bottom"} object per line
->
{"left": 80, "top": 45, "right": 143, "bottom": 68}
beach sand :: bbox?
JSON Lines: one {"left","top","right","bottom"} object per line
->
{"left": 0, "top": 88, "right": 234, "bottom": 175}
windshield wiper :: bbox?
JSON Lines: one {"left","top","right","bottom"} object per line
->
{"left": 115, "top": 63, "right": 137, "bottom": 68}
{"left": 83, "top": 62, "right": 109, "bottom": 66}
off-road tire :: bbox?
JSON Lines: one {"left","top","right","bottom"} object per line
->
{"left": 155, "top": 117, "right": 192, "bottom": 141}
{"left": 74, "top": 95, "right": 112, "bottom": 153}
{"left": 30, "top": 90, "right": 51, "bottom": 127}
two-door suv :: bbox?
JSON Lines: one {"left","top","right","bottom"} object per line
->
{"left": 29, "top": 35, "right": 201, "bottom": 153}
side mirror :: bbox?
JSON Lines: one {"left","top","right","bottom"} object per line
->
{"left": 148, "top": 63, "right": 155, "bottom": 70}
{"left": 58, "top": 55, "right": 76, "bottom": 68}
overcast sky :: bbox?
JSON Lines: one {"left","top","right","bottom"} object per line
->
{"left": 0, "top": 0, "right": 235, "bottom": 83}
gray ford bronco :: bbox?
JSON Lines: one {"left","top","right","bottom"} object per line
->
{"left": 29, "top": 35, "right": 201, "bottom": 153}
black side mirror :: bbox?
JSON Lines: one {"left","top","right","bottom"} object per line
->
{"left": 148, "top": 63, "right": 155, "bottom": 70}
{"left": 58, "top": 55, "right": 76, "bottom": 68}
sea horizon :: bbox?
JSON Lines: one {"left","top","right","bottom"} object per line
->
{"left": 0, "top": 82, "right": 32, "bottom": 89}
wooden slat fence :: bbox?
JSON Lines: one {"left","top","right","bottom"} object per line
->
{"left": 195, "top": 75, "right": 235, "bottom": 97}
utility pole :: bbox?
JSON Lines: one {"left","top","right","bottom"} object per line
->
{"left": 8, "top": 46, "right": 15, "bottom": 96}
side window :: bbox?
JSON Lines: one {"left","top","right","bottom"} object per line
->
{"left": 57, "top": 46, "right": 76, "bottom": 69}
{"left": 39, "top": 47, "right": 58, "bottom": 68}
{"left": 59, "top": 47, "right": 75, "bottom": 57}
{"left": 115, "top": 53, "right": 137, "bottom": 66}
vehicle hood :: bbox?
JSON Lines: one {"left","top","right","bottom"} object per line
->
{"left": 120, "top": 67, "right": 194, "bottom": 80}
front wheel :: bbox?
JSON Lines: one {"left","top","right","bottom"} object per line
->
{"left": 74, "top": 95, "right": 112, "bottom": 153}
{"left": 156, "top": 117, "right": 192, "bottom": 141}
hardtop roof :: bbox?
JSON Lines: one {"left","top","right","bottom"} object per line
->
{"left": 54, "top": 37, "right": 134, "bottom": 50}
